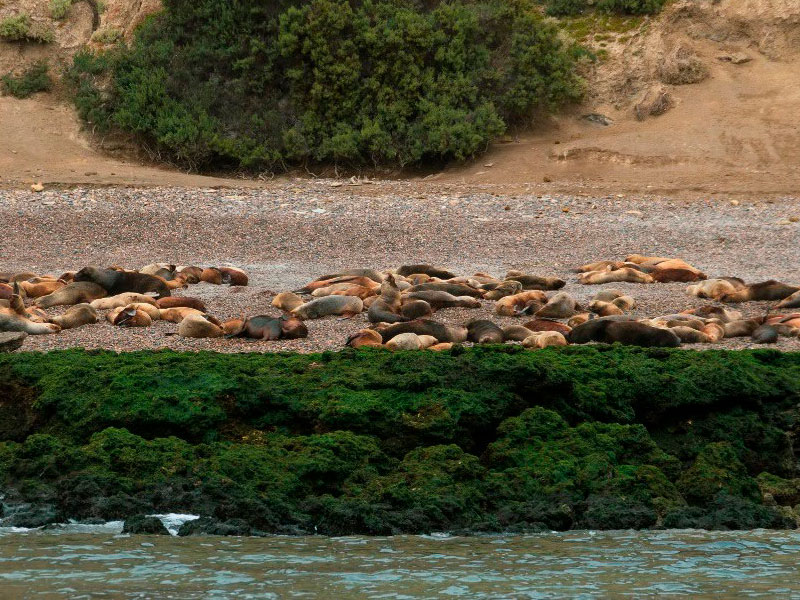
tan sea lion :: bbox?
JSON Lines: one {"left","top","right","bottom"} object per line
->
{"left": 0, "top": 283, "right": 13, "bottom": 301}
{"left": 567, "top": 313, "right": 594, "bottom": 327}
{"left": 377, "top": 319, "right": 468, "bottom": 343}
{"left": 156, "top": 297, "right": 207, "bottom": 312}
{"left": 296, "top": 275, "right": 380, "bottom": 294}
{"left": 127, "top": 302, "right": 161, "bottom": 320}
{"left": 9, "top": 272, "right": 38, "bottom": 283}
{"left": 723, "top": 319, "right": 760, "bottom": 337}
{"left": 579, "top": 268, "right": 654, "bottom": 285}
{"left": 523, "top": 331, "right": 568, "bottom": 349}
{"left": 91, "top": 293, "right": 158, "bottom": 310}
{"left": 494, "top": 291, "right": 548, "bottom": 316}
{"left": 702, "top": 322, "right": 725, "bottom": 342}
{"left": 483, "top": 280, "right": 523, "bottom": 301}
{"left": 313, "top": 269, "right": 383, "bottom": 284}
{"left": 589, "top": 300, "right": 624, "bottom": 317}
{"left": 670, "top": 326, "right": 715, "bottom": 343}
{"left": 293, "top": 296, "right": 363, "bottom": 319}
{"left": 467, "top": 320, "right": 504, "bottom": 344}
{"left": 178, "top": 313, "right": 225, "bottom": 338}
{"left": 611, "top": 296, "right": 636, "bottom": 311}
{"left": 573, "top": 260, "right": 627, "bottom": 273}
{"left": 386, "top": 332, "right": 423, "bottom": 350}
{"left": 624, "top": 254, "right": 673, "bottom": 267}
{"left": 367, "top": 274, "right": 406, "bottom": 323}
{"left": 535, "top": 293, "right": 580, "bottom": 319}
{"left": 346, "top": 329, "right": 384, "bottom": 348}
{"left": 331, "top": 286, "right": 377, "bottom": 300}
{"left": 272, "top": 291, "right": 305, "bottom": 313}
{"left": 111, "top": 307, "right": 152, "bottom": 328}
{"left": 75, "top": 266, "right": 170, "bottom": 298}
{"left": 176, "top": 266, "right": 204, "bottom": 284}
{"left": 200, "top": 268, "right": 224, "bottom": 285}
{"left": 0, "top": 311, "right": 60, "bottom": 334}
{"left": 687, "top": 278, "right": 745, "bottom": 300}
{"left": 159, "top": 307, "right": 204, "bottom": 323}
{"left": 592, "top": 289, "right": 624, "bottom": 302}
{"left": 50, "top": 304, "right": 98, "bottom": 329}
{"left": 522, "top": 319, "right": 572, "bottom": 334}
{"left": 140, "top": 263, "right": 176, "bottom": 276}
{"left": 681, "top": 305, "right": 743, "bottom": 323}
{"left": 18, "top": 279, "right": 65, "bottom": 298}
{"left": 37, "top": 282, "right": 108, "bottom": 308}
{"left": 220, "top": 267, "right": 249, "bottom": 286}
{"left": 428, "top": 342, "right": 454, "bottom": 351}
{"left": 502, "top": 324, "right": 536, "bottom": 342}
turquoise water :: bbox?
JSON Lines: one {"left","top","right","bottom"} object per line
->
{"left": 1, "top": 525, "right": 800, "bottom": 598}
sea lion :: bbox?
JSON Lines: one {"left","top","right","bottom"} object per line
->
{"left": 37, "top": 282, "right": 108, "bottom": 308}
{"left": 346, "top": 329, "right": 384, "bottom": 348}
{"left": 18, "top": 279, "right": 65, "bottom": 298}
{"left": 220, "top": 267, "right": 248, "bottom": 286}
{"left": 295, "top": 276, "right": 379, "bottom": 294}
{"left": 428, "top": 342, "right": 454, "bottom": 351}
{"left": 227, "top": 315, "right": 308, "bottom": 340}
{"left": 409, "top": 282, "right": 484, "bottom": 298}
{"left": 721, "top": 280, "right": 800, "bottom": 303}
{"left": 111, "top": 307, "right": 152, "bottom": 328}
{"left": 405, "top": 273, "right": 432, "bottom": 285}
{"left": 126, "top": 303, "right": 161, "bottom": 320}
{"left": 9, "top": 272, "right": 38, "bottom": 283}
{"left": 0, "top": 283, "right": 13, "bottom": 300}
{"left": 377, "top": 319, "right": 468, "bottom": 344}
{"left": 417, "top": 335, "right": 439, "bottom": 349}
{"left": 578, "top": 268, "right": 654, "bottom": 285}
{"left": 158, "top": 307, "right": 204, "bottom": 323}
{"left": 200, "top": 268, "right": 224, "bottom": 285}
{"left": 494, "top": 291, "right": 548, "bottom": 316}
{"left": 467, "top": 320, "right": 504, "bottom": 344}
{"left": 523, "top": 331, "right": 568, "bottom": 349}
{"left": 569, "top": 319, "right": 681, "bottom": 347}
{"left": 293, "top": 296, "right": 363, "bottom": 319}
{"left": 0, "top": 312, "right": 60, "bottom": 334}
{"left": 222, "top": 319, "right": 244, "bottom": 335}
{"left": 160, "top": 276, "right": 189, "bottom": 291}
{"left": 91, "top": 293, "right": 158, "bottom": 310}
{"left": 367, "top": 274, "right": 406, "bottom": 323}
{"left": 593, "top": 289, "right": 624, "bottom": 302}
{"left": 723, "top": 319, "right": 760, "bottom": 337}
{"left": 331, "top": 286, "right": 377, "bottom": 300}
{"left": 669, "top": 325, "right": 715, "bottom": 343}
{"left": 624, "top": 254, "right": 673, "bottom": 267}
{"left": 503, "top": 324, "right": 536, "bottom": 342}
{"left": 649, "top": 259, "right": 706, "bottom": 283}
{"left": 504, "top": 271, "right": 566, "bottom": 291}
{"left": 272, "top": 292, "right": 305, "bottom": 313}
{"left": 522, "top": 319, "right": 572, "bottom": 334}
{"left": 156, "top": 297, "right": 207, "bottom": 312}
{"left": 574, "top": 260, "right": 627, "bottom": 273}
{"left": 311, "top": 282, "right": 366, "bottom": 297}
{"left": 611, "top": 296, "right": 636, "bottom": 311}
{"left": 776, "top": 290, "right": 800, "bottom": 309}
{"left": 681, "top": 305, "right": 743, "bottom": 323}
{"left": 75, "top": 266, "right": 170, "bottom": 298}
{"left": 687, "top": 278, "right": 745, "bottom": 300}
{"left": 702, "top": 322, "right": 725, "bottom": 342}
{"left": 50, "top": 304, "right": 98, "bottom": 329}
{"left": 140, "top": 263, "right": 176, "bottom": 276}
{"left": 178, "top": 313, "right": 225, "bottom": 338}
{"left": 386, "top": 332, "right": 423, "bottom": 350}
{"left": 313, "top": 269, "right": 383, "bottom": 284}
{"left": 567, "top": 313, "right": 594, "bottom": 327}
{"left": 589, "top": 300, "right": 624, "bottom": 317}
{"left": 405, "top": 291, "right": 481, "bottom": 310}
{"left": 396, "top": 265, "right": 457, "bottom": 280}
{"left": 535, "top": 293, "right": 580, "bottom": 319}
{"left": 401, "top": 299, "right": 433, "bottom": 320}
{"left": 751, "top": 324, "right": 779, "bottom": 344}
{"left": 483, "top": 280, "right": 523, "bottom": 301}
{"left": 176, "top": 266, "right": 204, "bottom": 284}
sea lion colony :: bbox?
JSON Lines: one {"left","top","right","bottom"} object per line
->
{"left": 1, "top": 255, "right": 799, "bottom": 350}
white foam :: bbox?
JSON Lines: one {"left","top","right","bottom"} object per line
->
{"left": 148, "top": 513, "right": 201, "bottom": 536}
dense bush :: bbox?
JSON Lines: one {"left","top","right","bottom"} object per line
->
{"left": 67, "top": 0, "right": 582, "bottom": 170}
{"left": 543, "top": 0, "right": 665, "bottom": 17}
{"left": 0, "top": 14, "right": 55, "bottom": 43}
{"left": 1, "top": 347, "right": 799, "bottom": 533}
{"left": 1, "top": 62, "right": 52, "bottom": 99}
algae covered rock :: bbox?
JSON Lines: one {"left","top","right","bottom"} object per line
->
{"left": 122, "top": 515, "right": 170, "bottom": 535}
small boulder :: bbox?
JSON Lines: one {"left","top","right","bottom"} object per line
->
{"left": 122, "top": 515, "right": 170, "bottom": 535}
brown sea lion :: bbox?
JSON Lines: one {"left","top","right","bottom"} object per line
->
{"left": 568, "top": 313, "right": 594, "bottom": 327}
{"left": 9, "top": 272, "right": 38, "bottom": 283}
{"left": 37, "top": 282, "right": 108, "bottom": 308}
{"left": 522, "top": 319, "right": 572, "bottom": 335}
{"left": 670, "top": 326, "right": 715, "bottom": 343}
{"left": 702, "top": 322, "right": 725, "bottom": 342}
{"left": 156, "top": 297, "right": 207, "bottom": 312}
{"left": 346, "top": 329, "right": 384, "bottom": 348}
{"left": 681, "top": 305, "right": 743, "bottom": 323}
{"left": 158, "top": 307, "right": 204, "bottom": 323}
{"left": 409, "top": 282, "right": 484, "bottom": 298}
{"left": 483, "top": 280, "right": 523, "bottom": 301}
{"left": 592, "top": 289, "right": 624, "bottom": 302}
{"left": 75, "top": 266, "right": 170, "bottom": 298}
{"left": 579, "top": 268, "right": 654, "bottom": 285}
{"left": 0, "top": 283, "right": 13, "bottom": 301}
{"left": 386, "top": 332, "right": 423, "bottom": 350}
{"left": 405, "top": 290, "right": 480, "bottom": 310}
{"left": 648, "top": 258, "right": 706, "bottom": 283}
{"left": 405, "top": 274, "right": 432, "bottom": 285}
{"left": 589, "top": 300, "right": 624, "bottom": 317}
{"left": 160, "top": 276, "right": 189, "bottom": 291}
{"left": 178, "top": 313, "right": 225, "bottom": 338}
{"left": 112, "top": 307, "right": 152, "bottom": 328}
{"left": 272, "top": 292, "right": 305, "bottom": 313}
{"left": 396, "top": 265, "right": 457, "bottom": 280}
{"left": 504, "top": 271, "right": 566, "bottom": 291}
{"left": 377, "top": 319, "right": 468, "bottom": 343}
{"left": 401, "top": 299, "right": 433, "bottom": 320}
{"left": 127, "top": 302, "right": 162, "bottom": 320}
{"left": 502, "top": 324, "right": 536, "bottom": 342}
{"left": 523, "top": 331, "right": 568, "bottom": 349}
{"left": 722, "top": 319, "right": 760, "bottom": 337}
{"left": 220, "top": 267, "right": 249, "bottom": 286}
{"left": 297, "top": 275, "right": 380, "bottom": 294}
{"left": 18, "top": 279, "right": 65, "bottom": 298}
{"left": 331, "top": 286, "right": 377, "bottom": 300}
{"left": 368, "top": 274, "right": 406, "bottom": 323}
{"left": 535, "top": 293, "right": 580, "bottom": 319}
{"left": 91, "top": 293, "right": 158, "bottom": 310}
{"left": 569, "top": 319, "right": 681, "bottom": 347}
{"left": 494, "top": 291, "right": 549, "bottom": 316}
{"left": 611, "top": 296, "right": 636, "bottom": 311}
{"left": 50, "top": 304, "right": 98, "bottom": 329}
{"left": 467, "top": 320, "right": 504, "bottom": 344}
{"left": 624, "top": 254, "right": 673, "bottom": 267}
{"left": 176, "top": 266, "right": 204, "bottom": 284}
{"left": 228, "top": 315, "right": 308, "bottom": 340}
{"left": 293, "top": 296, "right": 363, "bottom": 319}
{"left": 314, "top": 269, "right": 383, "bottom": 284}
{"left": 200, "top": 267, "right": 224, "bottom": 285}
{"left": 721, "top": 280, "right": 800, "bottom": 303}
{"left": 776, "top": 290, "right": 800, "bottom": 309}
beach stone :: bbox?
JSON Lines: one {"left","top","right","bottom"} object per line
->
{"left": 123, "top": 515, "right": 170, "bottom": 535}
{"left": 0, "top": 332, "right": 26, "bottom": 353}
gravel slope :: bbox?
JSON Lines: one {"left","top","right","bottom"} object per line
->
{"left": 2, "top": 182, "right": 799, "bottom": 352}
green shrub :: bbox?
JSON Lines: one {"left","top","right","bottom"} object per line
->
{"left": 67, "top": 0, "right": 582, "bottom": 171}
{"left": 90, "top": 26, "right": 122, "bottom": 44}
{"left": 0, "top": 14, "right": 55, "bottom": 43}
{"left": 1, "top": 62, "right": 52, "bottom": 98}
{"left": 546, "top": 0, "right": 588, "bottom": 17}
{"left": 597, "top": 0, "right": 665, "bottom": 15}
{"left": 50, "top": 0, "right": 74, "bottom": 20}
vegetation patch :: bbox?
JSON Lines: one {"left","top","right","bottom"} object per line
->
{"left": 1, "top": 62, "right": 52, "bottom": 99}
{"left": 0, "top": 347, "right": 798, "bottom": 534}
{"left": 0, "top": 14, "right": 54, "bottom": 43}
